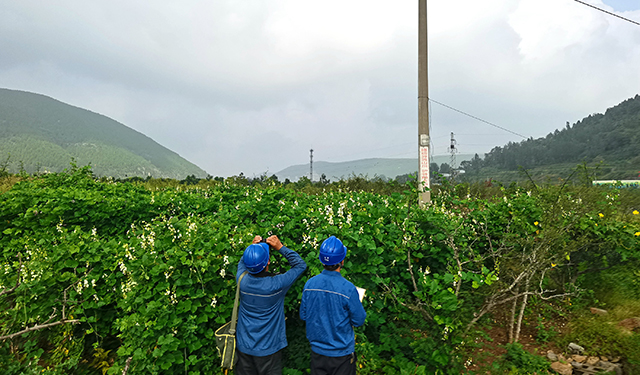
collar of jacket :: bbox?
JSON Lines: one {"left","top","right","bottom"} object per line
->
{"left": 253, "top": 270, "right": 276, "bottom": 278}
{"left": 321, "top": 270, "right": 342, "bottom": 276}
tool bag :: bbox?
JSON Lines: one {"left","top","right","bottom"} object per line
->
{"left": 215, "top": 271, "right": 248, "bottom": 371}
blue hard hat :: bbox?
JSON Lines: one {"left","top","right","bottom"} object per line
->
{"left": 319, "top": 236, "right": 347, "bottom": 265}
{"left": 243, "top": 243, "right": 269, "bottom": 274}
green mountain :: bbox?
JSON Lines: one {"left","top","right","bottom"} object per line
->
{"left": 0, "top": 88, "right": 207, "bottom": 179}
{"left": 461, "top": 95, "right": 640, "bottom": 182}
{"left": 275, "top": 154, "right": 474, "bottom": 182}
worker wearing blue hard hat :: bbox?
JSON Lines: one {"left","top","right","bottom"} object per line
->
{"left": 300, "top": 236, "right": 367, "bottom": 375}
{"left": 242, "top": 243, "right": 270, "bottom": 274}
{"left": 235, "top": 235, "right": 307, "bottom": 375}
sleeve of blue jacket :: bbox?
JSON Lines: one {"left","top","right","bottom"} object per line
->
{"left": 275, "top": 245, "right": 307, "bottom": 283}
{"left": 236, "top": 245, "right": 306, "bottom": 282}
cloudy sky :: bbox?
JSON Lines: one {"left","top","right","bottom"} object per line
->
{"left": 1, "top": 0, "right": 639, "bottom": 177}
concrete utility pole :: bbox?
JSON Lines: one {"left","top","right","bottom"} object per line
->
{"left": 309, "top": 149, "right": 314, "bottom": 182}
{"left": 418, "top": 0, "right": 431, "bottom": 204}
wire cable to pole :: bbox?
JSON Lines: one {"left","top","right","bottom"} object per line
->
{"left": 425, "top": 97, "right": 528, "bottom": 139}
{"left": 573, "top": 0, "right": 640, "bottom": 26}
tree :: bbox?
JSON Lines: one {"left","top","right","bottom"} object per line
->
{"left": 180, "top": 174, "right": 199, "bottom": 185}
{"left": 318, "top": 173, "right": 330, "bottom": 185}
{"left": 431, "top": 162, "right": 439, "bottom": 175}
{"left": 440, "top": 163, "right": 451, "bottom": 174}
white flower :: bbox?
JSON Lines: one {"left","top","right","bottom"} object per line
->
{"left": 56, "top": 220, "right": 65, "bottom": 233}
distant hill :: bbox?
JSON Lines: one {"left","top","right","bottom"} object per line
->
{"left": 0, "top": 88, "right": 206, "bottom": 178}
{"left": 461, "top": 94, "right": 640, "bottom": 182}
{"left": 276, "top": 154, "right": 474, "bottom": 181}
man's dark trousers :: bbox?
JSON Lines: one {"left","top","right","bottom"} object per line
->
{"left": 235, "top": 350, "right": 282, "bottom": 375}
{"left": 310, "top": 352, "right": 356, "bottom": 375}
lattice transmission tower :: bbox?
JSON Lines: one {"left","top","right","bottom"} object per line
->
{"left": 309, "top": 149, "right": 314, "bottom": 182}
{"left": 449, "top": 132, "right": 457, "bottom": 179}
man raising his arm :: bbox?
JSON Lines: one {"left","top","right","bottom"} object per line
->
{"left": 236, "top": 235, "right": 307, "bottom": 375}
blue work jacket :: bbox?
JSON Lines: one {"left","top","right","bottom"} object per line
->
{"left": 300, "top": 270, "right": 367, "bottom": 357}
{"left": 236, "top": 246, "right": 306, "bottom": 356}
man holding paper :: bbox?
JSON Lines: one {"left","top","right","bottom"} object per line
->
{"left": 300, "top": 236, "right": 367, "bottom": 375}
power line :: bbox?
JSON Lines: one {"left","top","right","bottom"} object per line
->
{"left": 572, "top": 0, "right": 640, "bottom": 26}
{"left": 427, "top": 97, "right": 528, "bottom": 139}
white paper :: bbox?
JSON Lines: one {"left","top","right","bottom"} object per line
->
{"left": 356, "top": 287, "right": 366, "bottom": 302}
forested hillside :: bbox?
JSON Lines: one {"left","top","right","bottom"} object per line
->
{"left": 0, "top": 88, "right": 207, "bottom": 179}
{"left": 461, "top": 95, "right": 640, "bottom": 181}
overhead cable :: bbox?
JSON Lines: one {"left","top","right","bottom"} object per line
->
{"left": 427, "top": 98, "right": 528, "bottom": 139}
{"left": 572, "top": 0, "right": 640, "bottom": 26}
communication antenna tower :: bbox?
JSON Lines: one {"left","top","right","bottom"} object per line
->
{"left": 449, "top": 132, "right": 457, "bottom": 179}
{"left": 310, "top": 149, "right": 314, "bottom": 182}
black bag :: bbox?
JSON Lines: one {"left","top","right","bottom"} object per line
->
{"left": 215, "top": 271, "right": 247, "bottom": 370}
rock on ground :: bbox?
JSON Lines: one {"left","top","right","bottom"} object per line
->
{"left": 551, "top": 361, "right": 573, "bottom": 375}
{"left": 618, "top": 317, "right": 640, "bottom": 333}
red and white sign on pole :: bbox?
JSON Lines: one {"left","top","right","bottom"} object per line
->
{"left": 419, "top": 146, "right": 431, "bottom": 191}
{"left": 419, "top": 145, "right": 430, "bottom": 190}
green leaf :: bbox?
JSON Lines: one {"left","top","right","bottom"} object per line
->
{"left": 188, "top": 340, "right": 203, "bottom": 351}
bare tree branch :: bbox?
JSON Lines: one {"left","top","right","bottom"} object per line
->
{"left": 508, "top": 289, "right": 518, "bottom": 343}
{"left": 539, "top": 292, "right": 573, "bottom": 301}
{"left": 122, "top": 356, "right": 133, "bottom": 375}
{"left": 1, "top": 266, "right": 92, "bottom": 342}
{"left": 377, "top": 274, "right": 432, "bottom": 321}
{"left": 444, "top": 231, "right": 464, "bottom": 297}
{"left": 514, "top": 275, "right": 531, "bottom": 343}
{"left": 42, "top": 308, "right": 58, "bottom": 325}
{"left": 0, "top": 284, "right": 20, "bottom": 298}
{"left": 57, "top": 267, "right": 93, "bottom": 320}
{"left": 406, "top": 248, "right": 419, "bottom": 293}
{"left": 0, "top": 319, "right": 80, "bottom": 341}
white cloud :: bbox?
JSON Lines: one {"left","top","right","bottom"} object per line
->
{"left": 265, "top": 0, "right": 409, "bottom": 56}
{"left": 1, "top": 0, "right": 639, "bottom": 176}
{"left": 510, "top": 0, "right": 605, "bottom": 61}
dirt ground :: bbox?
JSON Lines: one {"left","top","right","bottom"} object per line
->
{"left": 463, "top": 308, "right": 569, "bottom": 373}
